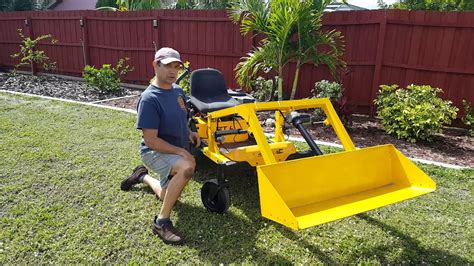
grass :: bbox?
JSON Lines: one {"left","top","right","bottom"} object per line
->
{"left": 1, "top": 92, "right": 473, "bottom": 264}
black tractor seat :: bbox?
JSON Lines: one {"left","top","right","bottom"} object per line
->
{"left": 189, "top": 68, "right": 240, "bottom": 114}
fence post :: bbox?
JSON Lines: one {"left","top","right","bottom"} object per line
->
{"left": 25, "top": 16, "right": 37, "bottom": 75}
{"left": 370, "top": 12, "right": 387, "bottom": 117}
{"left": 153, "top": 15, "right": 161, "bottom": 51}
{"left": 80, "top": 16, "right": 90, "bottom": 67}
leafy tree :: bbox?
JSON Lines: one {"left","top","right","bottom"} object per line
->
{"left": 0, "top": 0, "right": 33, "bottom": 11}
{"left": 97, "top": 0, "right": 161, "bottom": 10}
{"left": 196, "top": 0, "right": 230, "bottom": 9}
{"left": 116, "top": 0, "right": 161, "bottom": 10}
{"left": 0, "top": 0, "right": 12, "bottom": 11}
{"left": 96, "top": 0, "right": 118, "bottom": 9}
{"left": 377, "top": 0, "right": 389, "bottom": 9}
{"left": 174, "top": 0, "right": 230, "bottom": 9}
{"left": 0, "top": 0, "right": 54, "bottom": 11}
{"left": 174, "top": 0, "right": 195, "bottom": 9}
{"left": 11, "top": 29, "right": 57, "bottom": 75}
{"left": 390, "top": 0, "right": 474, "bottom": 11}
{"left": 2, "top": 0, "right": 60, "bottom": 11}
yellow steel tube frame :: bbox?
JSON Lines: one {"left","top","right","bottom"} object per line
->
{"left": 204, "top": 98, "right": 355, "bottom": 165}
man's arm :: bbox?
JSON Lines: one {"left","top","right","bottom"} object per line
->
{"left": 142, "top": 128, "right": 193, "bottom": 160}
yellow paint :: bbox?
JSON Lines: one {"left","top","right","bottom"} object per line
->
{"left": 223, "top": 142, "right": 296, "bottom": 166}
{"left": 273, "top": 110, "right": 285, "bottom": 142}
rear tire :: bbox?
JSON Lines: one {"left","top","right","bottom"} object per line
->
{"left": 201, "top": 180, "right": 230, "bottom": 214}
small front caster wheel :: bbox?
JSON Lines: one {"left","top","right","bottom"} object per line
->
{"left": 201, "top": 180, "right": 230, "bottom": 214}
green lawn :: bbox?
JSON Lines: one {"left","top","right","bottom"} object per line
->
{"left": 1, "top": 92, "right": 473, "bottom": 264}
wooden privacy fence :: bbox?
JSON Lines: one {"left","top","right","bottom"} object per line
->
{"left": 0, "top": 9, "right": 473, "bottom": 115}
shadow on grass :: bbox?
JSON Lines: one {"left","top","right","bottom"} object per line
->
{"left": 356, "top": 214, "right": 471, "bottom": 264}
{"left": 178, "top": 157, "right": 294, "bottom": 263}
{"left": 174, "top": 202, "right": 292, "bottom": 264}
{"left": 185, "top": 154, "right": 338, "bottom": 263}
{"left": 275, "top": 227, "right": 337, "bottom": 263}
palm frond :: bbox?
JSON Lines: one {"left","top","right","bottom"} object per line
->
{"left": 228, "top": 0, "right": 268, "bottom": 36}
{"left": 235, "top": 45, "right": 276, "bottom": 88}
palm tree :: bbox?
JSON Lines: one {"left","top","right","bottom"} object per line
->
{"left": 229, "top": 0, "right": 345, "bottom": 100}
{"left": 290, "top": 0, "right": 345, "bottom": 99}
{"left": 229, "top": 0, "right": 299, "bottom": 101}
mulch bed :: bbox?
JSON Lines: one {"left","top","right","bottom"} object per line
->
{"left": 1, "top": 72, "right": 472, "bottom": 168}
{"left": 0, "top": 72, "right": 140, "bottom": 102}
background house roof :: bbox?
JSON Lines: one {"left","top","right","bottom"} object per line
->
{"left": 49, "top": 0, "right": 97, "bottom": 10}
{"left": 325, "top": 2, "right": 367, "bottom": 11}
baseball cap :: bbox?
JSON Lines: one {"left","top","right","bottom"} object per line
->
{"left": 154, "top": 47, "right": 182, "bottom": 65}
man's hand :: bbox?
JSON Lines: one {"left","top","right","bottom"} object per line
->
{"left": 143, "top": 129, "right": 195, "bottom": 162}
{"left": 189, "top": 131, "right": 201, "bottom": 147}
{"left": 176, "top": 148, "right": 195, "bottom": 162}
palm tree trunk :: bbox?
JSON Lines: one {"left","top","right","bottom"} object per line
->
{"left": 277, "top": 66, "right": 283, "bottom": 101}
{"left": 290, "top": 61, "right": 301, "bottom": 100}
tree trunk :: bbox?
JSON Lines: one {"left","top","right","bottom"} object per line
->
{"left": 268, "top": 76, "right": 277, "bottom": 101}
{"left": 277, "top": 66, "right": 283, "bottom": 101}
{"left": 31, "top": 61, "right": 37, "bottom": 76}
{"left": 290, "top": 61, "right": 301, "bottom": 100}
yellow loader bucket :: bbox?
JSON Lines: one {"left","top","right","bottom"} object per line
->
{"left": 257, "top": 144, "right": 436, "bottom": 230}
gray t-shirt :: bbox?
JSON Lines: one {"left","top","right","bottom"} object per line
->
{"left": 137, "top": 84, "right": 188, "bottom": 154}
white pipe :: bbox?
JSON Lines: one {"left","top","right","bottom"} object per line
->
{"left": 8, "top": 70, "right": 147, "bottom": 91}
{"left": 0, "top": 89, "right": 137, "bottom": 114}
{"left": 90, "top": 94, "right": 139, "bottom": 104}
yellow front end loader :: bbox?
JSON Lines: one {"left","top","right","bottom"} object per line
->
{"left": 186, "top": 68, "right": 436, "bottom": 230}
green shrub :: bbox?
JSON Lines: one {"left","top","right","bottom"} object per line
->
{"left": 461, "top": 100, "right": 474, "bottom": 137}
{"left": 83, "top": 58, "right": 133, "bottom": 93}
{"left": 374, "top": 84, "right": 458, "bottom": 143}
{"left": 251, "top": 76, "right": 274, "bottom": 102}
{"left": 313, "top": 80, "right": 343, "bottom": 100}
{"left": 310, "top": 80, "right": 352, "bottom": 126}
{"left": 11, "top": 29, "right": 57, "bottom": 75}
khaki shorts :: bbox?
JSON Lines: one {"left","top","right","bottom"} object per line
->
{"left": 141, "top": 150, "right": 182, "bottom": 189}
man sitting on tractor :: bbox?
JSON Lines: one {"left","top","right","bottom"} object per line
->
{"left": 120, "top": 47, "right": 200, "bottom": 245}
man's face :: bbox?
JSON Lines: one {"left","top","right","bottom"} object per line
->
{"left": 154, "top": 61, "right": 182, "bottom": 86}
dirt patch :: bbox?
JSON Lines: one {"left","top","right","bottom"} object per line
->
{"left": 100, "top": 95, "right": 140, "bottom": 110}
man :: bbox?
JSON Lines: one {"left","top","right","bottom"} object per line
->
{"left": 120, "top": 47, "right": 200, "bottom": 245}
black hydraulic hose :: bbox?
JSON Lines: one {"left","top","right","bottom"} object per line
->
{"left": 293, "top": 119, "right": 323, "bottom": 156}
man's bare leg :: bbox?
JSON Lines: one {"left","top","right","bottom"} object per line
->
{"left": 142, "top": 175, "right": 166, "bottom": 200}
